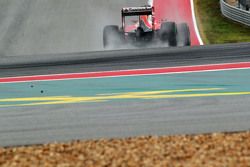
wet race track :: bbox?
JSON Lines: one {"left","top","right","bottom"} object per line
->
{"left": 0, "top": 0, "right": 145, "bottom": 56}
{"left": 0, "top": 0, "right": 250, "bottom": 146}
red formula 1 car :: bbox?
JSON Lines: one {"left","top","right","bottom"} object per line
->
{"left": 103, "top": 6, "right": 191, "bottom": 49}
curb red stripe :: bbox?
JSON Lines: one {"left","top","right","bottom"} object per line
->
{"left": 1, "top": 62, "right": 250, "bottom": 83}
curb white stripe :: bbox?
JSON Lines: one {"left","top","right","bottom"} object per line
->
{"left": 190, "top": 0, "right": 204, "bottom": 45}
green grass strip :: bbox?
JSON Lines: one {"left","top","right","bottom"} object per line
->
{"left": 194, "top": 0, "right": 250, "bottom": 44}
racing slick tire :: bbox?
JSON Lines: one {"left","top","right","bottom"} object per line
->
{"left": 103, "top": 25, "right": 123, "bottom": 49}
{"left": 177, "top": 23, "right": 191, "bottom": 46}
{"left": 159, "top": 22, "right": 177, "bottom": 46}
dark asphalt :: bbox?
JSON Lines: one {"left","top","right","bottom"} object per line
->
{"left": 1, "top": 43, "right": 250, "bottom": 77}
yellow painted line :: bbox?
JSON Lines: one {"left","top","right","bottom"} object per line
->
{"left": 140, "top": 92, "right": 250, "bottom": 99}
{"left": 0, "top": 88, "right": 250, "bottom": 108}
{"left": 0, "top": 88, "right": 221, "bottom": 102}
{"left": 98, "top": 88, "right": 223, "bottom": 96}
{"left": 0, "top": 96, "right": 73, "bottom": 102}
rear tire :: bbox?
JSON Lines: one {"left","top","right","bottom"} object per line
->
{"left": 159, "top": 22, "right": 177, "bottom": 46}
{"left": 103, "top": 25, "right": 123, "bottom": 49}
{"left": 177, "top": 23, "right": 191, "bottom": 46}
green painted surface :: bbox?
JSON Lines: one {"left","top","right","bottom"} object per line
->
{"left": 0, "top": 69, "right": 250, "bottom": 107}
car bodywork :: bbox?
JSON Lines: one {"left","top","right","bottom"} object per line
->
{"left": 103, "top": 5, "right": 191, "bottom": 49}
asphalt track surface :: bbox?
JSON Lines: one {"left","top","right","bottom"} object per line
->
{"left": 1, "top": 43, "right": 250, "bottom": 147}
{"left": 0, "top": 0, "right": 201, "bottom": 57}
{"left": 1, "top": 43, "right": 250, "bottom": 77}
{"left": 0, "top": 0, "right": 145, "bottom": 57}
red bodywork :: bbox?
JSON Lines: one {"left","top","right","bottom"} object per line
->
{"left": 124, "top": 14, "right": 161, "bottom": 33}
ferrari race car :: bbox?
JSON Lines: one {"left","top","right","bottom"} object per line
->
{"left": 103, "top": 6, "right": 191, "bottom": 49}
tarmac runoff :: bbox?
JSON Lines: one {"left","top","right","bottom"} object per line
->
{"left": 0, "top": 66, "right": 250, "bottom": 146}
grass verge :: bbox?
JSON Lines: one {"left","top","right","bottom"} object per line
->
{"left": 194, "top": 0, "right": 250, "bottom": 44}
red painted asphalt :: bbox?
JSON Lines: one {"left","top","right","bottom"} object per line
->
{"left": 1, "top": 62, "right": 250, "bottom": 83}
{"left": 154, "top": 0, "right": 202, "bottom": 45}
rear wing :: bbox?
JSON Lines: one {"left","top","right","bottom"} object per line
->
{"left": 121, "top": 6, "right": 153, "bottom": 16}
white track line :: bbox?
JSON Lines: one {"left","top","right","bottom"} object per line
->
{"left": 190, "top": 0, "right": 204, "bottom": 45}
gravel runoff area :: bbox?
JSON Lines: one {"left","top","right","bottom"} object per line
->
{"left": 1, "top": 132, "right": 250, "bottom": 167}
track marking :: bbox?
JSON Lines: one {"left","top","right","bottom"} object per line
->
{"left": 1, "top": 88, "right": 250, "bottom": 108}
{"left": 1, "top": 62, "right": 250, "bottom": 83}
{"left": 190, "top": 0, "right": 204, "bottom": 45}
{"left": 0, "top": 88, "right": 222, "bottom": 102}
